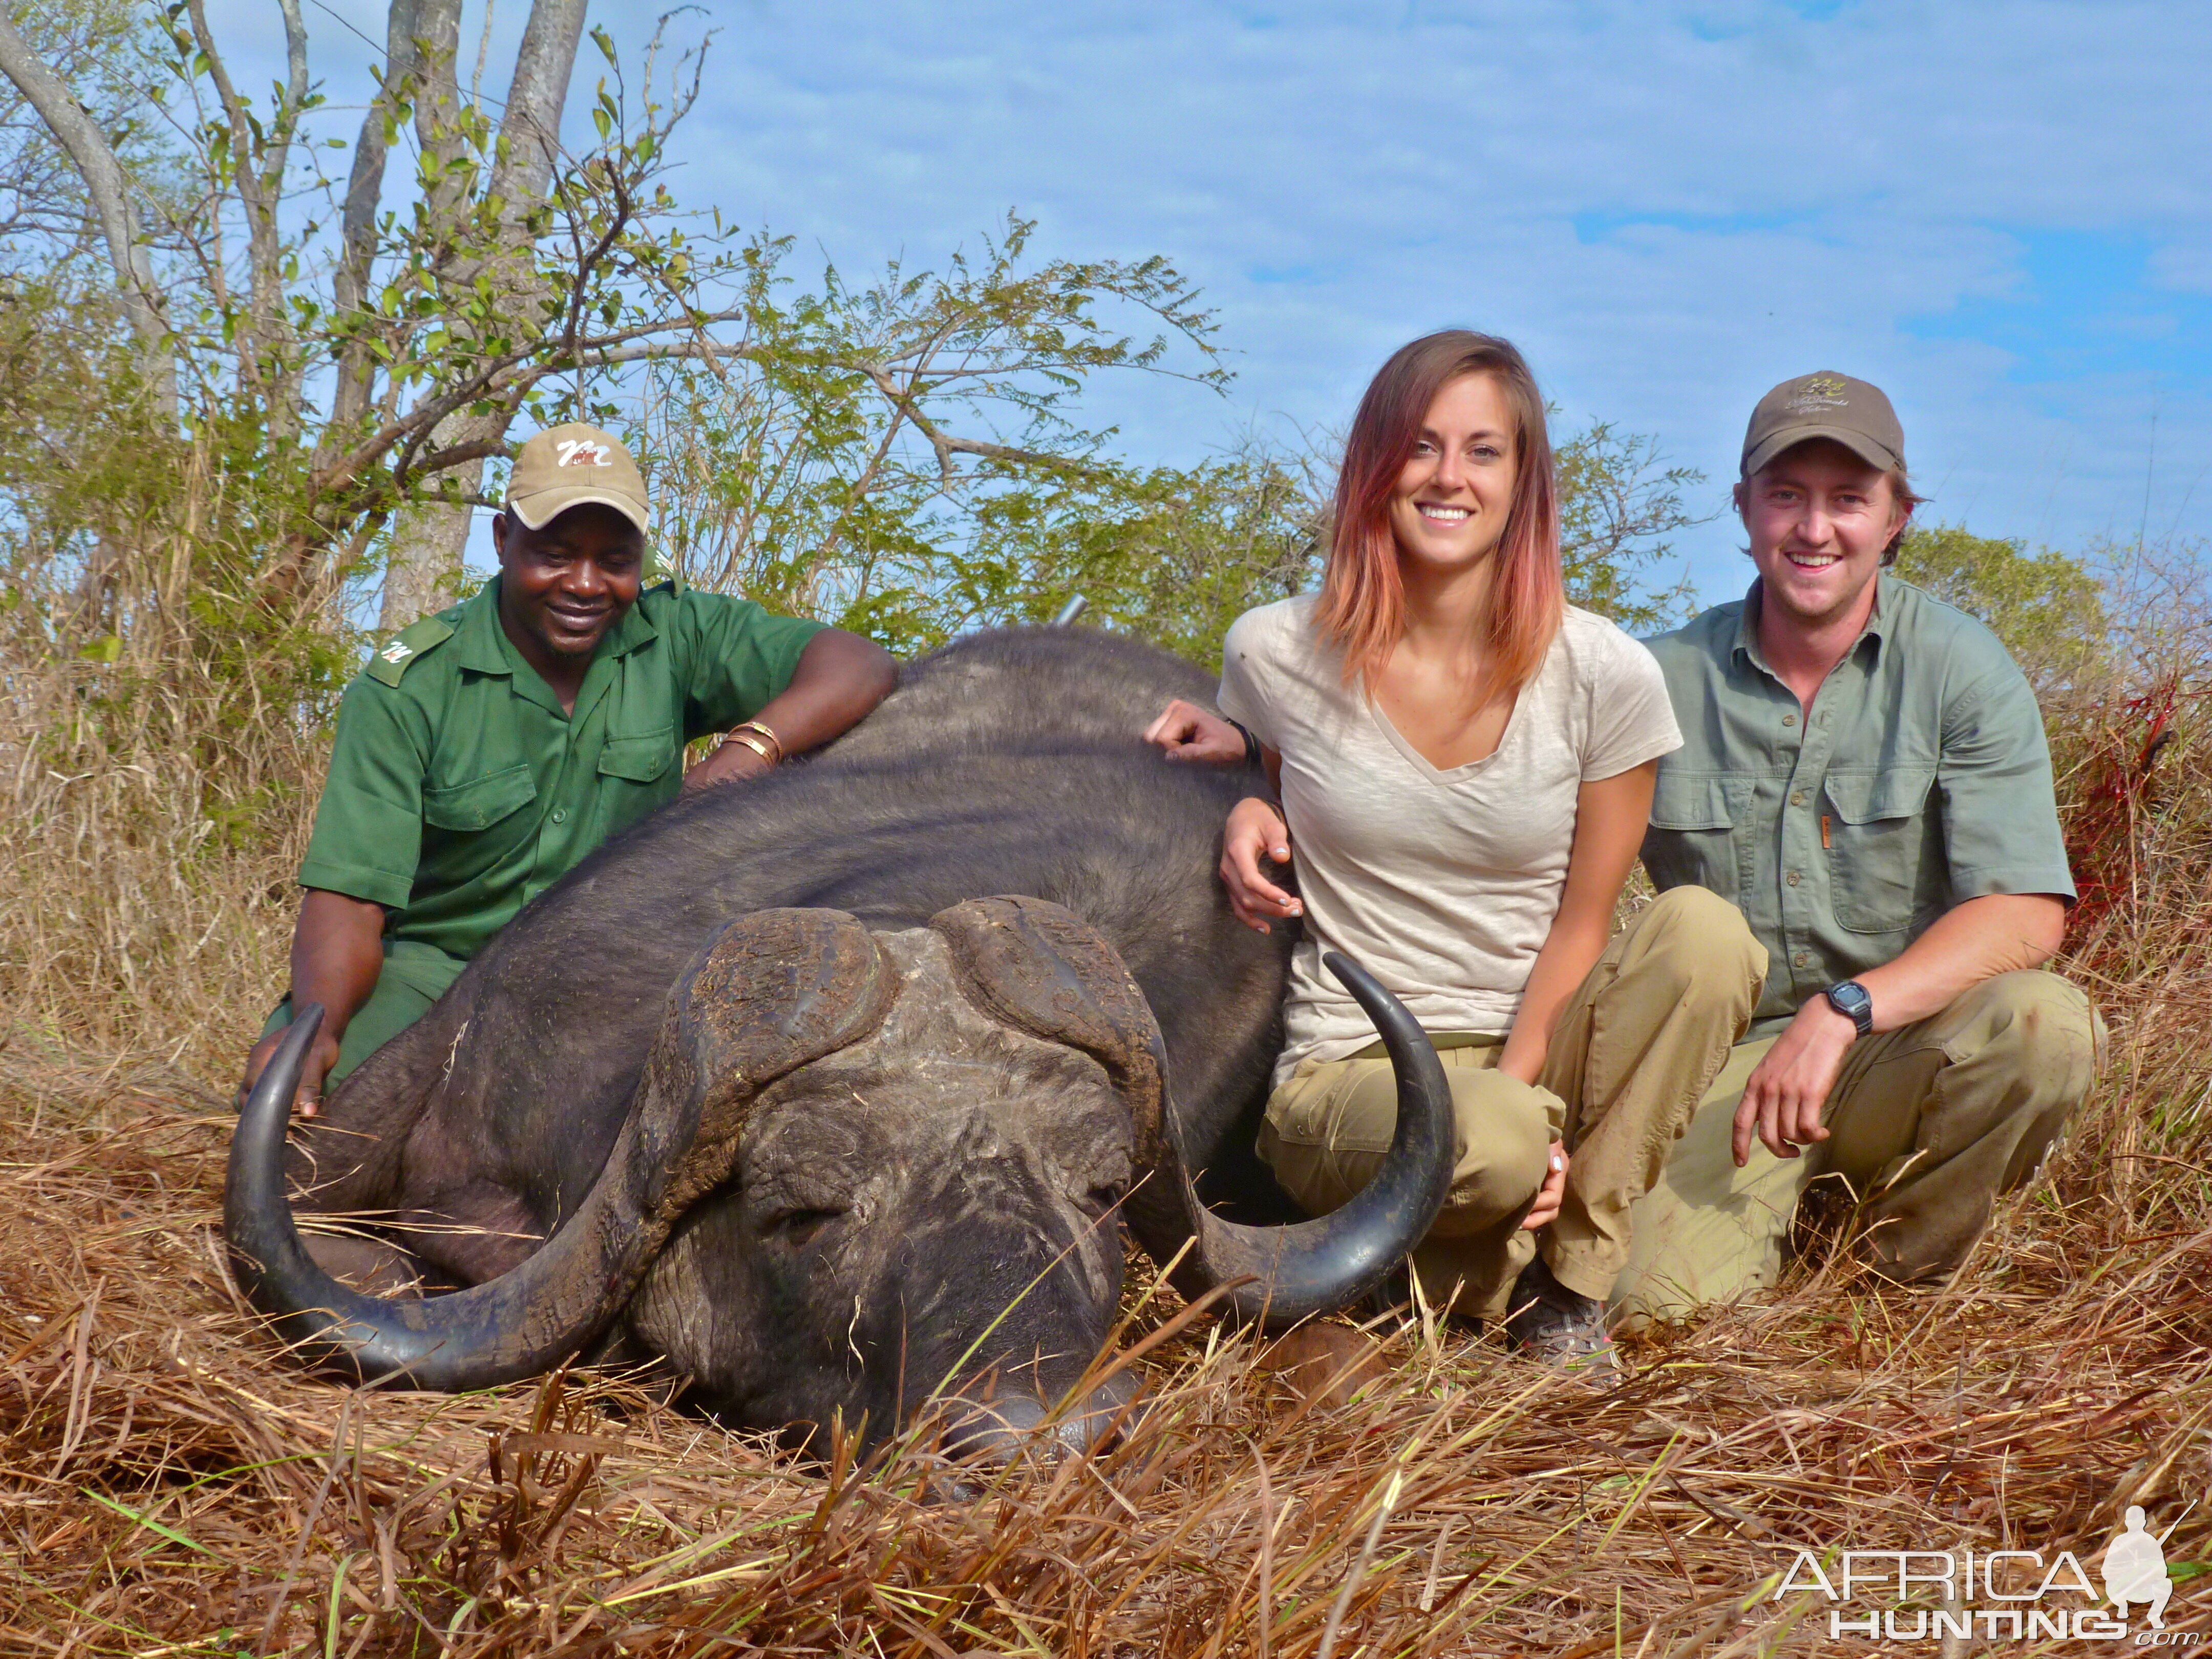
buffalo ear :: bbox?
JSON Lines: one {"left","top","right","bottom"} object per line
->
{"left": 928, "top": 896, "right": 1165, "bottom": 1164}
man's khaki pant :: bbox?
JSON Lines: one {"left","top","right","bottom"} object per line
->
{"left": 1257, "top": 886, "right": 1766, "bottom": 1321}
{"left": 1610, "top": 967, "right": 2104, "bottom": 1325}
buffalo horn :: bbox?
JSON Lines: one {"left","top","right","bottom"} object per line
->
{"left": 225, "top": 910, "right": 896, "bottom": 1389}
{"left": 930, "top": 896, "right": 1166, "bottom": 1166}
{"left": 930, "top": 897, "right": 1452, "bottom": 1327}
{"left": 1139, "top": 951, "right": 1454, "bottom": 1326}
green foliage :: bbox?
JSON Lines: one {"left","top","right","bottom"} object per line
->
{"left": 640, "top": 266, "right": 1320, "bottom": 665}
{"left": 1555, "top": 421, "right": 1707, "bottom": 632}
{"left": 1894, "top": 523, "right": 2110, "bottom": 686}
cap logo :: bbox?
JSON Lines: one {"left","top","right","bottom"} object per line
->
{"left": 1788, "top": 373, "right": 1849, "bottom": 413}
{"left": 554, "top": 438, "right": 616, "bottom": 469}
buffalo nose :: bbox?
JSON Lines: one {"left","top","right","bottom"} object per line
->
{"left": 939, "top": 1370, "right": 1139, "bottom": 1465}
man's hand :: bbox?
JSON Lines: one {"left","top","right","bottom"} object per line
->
{"left": 1733, "top": 997, "right": 1859, "bottom": 1164}
{"left": 240, "top": 1020, "right": 342, "bottom": 1119}
{"left": 683, "top": 737, "right": 775, "bottom": 794}
{"left": 1145, "top": 698, "right": 1248, "bottom": 764}
{"left": 1521, "top": 1142, "right": 1568, "bottom": 1230}
{"left": 238, "top": 887, "right": 387, "bottom": 1121}
{"left": 1221, "top": 797, "right": 1301, "bottom": 933}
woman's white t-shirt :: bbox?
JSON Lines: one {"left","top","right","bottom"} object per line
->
{"left": 1217, "top": 596, "right": 1682, "bottom": 1086}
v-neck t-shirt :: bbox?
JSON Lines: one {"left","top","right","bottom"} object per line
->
{"left": 1217, "top": 595, "right": 1681, "bottom": 1084}
{"left": 297, "top": 575, "right": 821, "bottom": 994}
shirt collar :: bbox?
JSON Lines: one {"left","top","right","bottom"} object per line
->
{"left": 455, "top": 575, "right": 660, "bottom": 674}
{"left": 455, "top": 579, "right": 514, "bottom": 674}
{"left": 1731, "top": 571, "right": 1891, "bottom": 676}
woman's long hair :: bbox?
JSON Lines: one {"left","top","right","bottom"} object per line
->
{"left": 1314, "top": 331, "right": 1563, "bottom": 704}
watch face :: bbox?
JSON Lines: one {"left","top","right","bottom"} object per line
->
{"left": 1828, "top": 983, "right": 1872, "bottom": 1026}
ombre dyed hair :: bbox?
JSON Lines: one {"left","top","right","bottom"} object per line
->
{"left": 1315, "top": 331, "right": 1564, "bottom": 703}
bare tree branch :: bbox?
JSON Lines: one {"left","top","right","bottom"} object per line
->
{"left": 0, "top": 3, "right": 172, "bottom": 408}
{"left": 488, "top": 0, "right": 583, "bottom": 208}
{"left": 375, "top": 0, "right": 585, "bottom": 631}
{"left": 330, "top": 0, "right": 424, "bottom": 435}
{"left": 410, "top": 0, "right": 466, "bottom": 224}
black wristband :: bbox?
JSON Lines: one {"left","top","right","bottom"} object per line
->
{"left": 1822, "top": 980, "right": 1874, "bottom": 1038}
{"left": 1226, "top": 718, "right": 1261, "bottom": 767}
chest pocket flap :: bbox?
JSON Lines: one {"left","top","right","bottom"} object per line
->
{"left": 423, "top": 762, "right": 538, "bottom": 832}
{"left": 598, "top": 727, "right": 676, "bottom": 784}
{"left": 1649, "top": 773, "right": 1737, "bottom": 830}
{"left": 1823, "top": 768, "right": 1938, "bottom": 935}
{"left": 1821, "top": 768, "right": 1935, "bottom": 824}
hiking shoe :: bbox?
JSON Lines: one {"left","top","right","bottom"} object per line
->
{"left": 1505, "top": 1256, "right": 1620, "bottom": 1377}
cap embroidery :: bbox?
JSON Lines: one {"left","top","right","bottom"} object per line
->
{"left": 1787, "top": 373, "right": 1849, "bottom": 412}
{"left": 554, "top": 438, "right": 615, "bottom": 469}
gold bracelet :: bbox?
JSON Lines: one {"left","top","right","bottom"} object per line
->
{"left": 723, "top": 719, "right": 782, "bottom": 766}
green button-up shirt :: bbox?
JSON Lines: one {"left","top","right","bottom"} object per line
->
{"left": 1641, "top": 574, "right": 2074, "bottom": 1037}
{"left": 298, "top": 576, "right": 822, "bottom": 999}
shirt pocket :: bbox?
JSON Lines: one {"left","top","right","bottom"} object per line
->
{"left": 598, "top": 727, "right": 676, "bottom": 784}
{"left": 421, "top": 761, "right": 538, "bottom": 832}
{"left": 1822, "top": 768, "right": 1936, "bottom": 934}
{"left": 1643, "top": 773, "right": 1748, "bottom": 903}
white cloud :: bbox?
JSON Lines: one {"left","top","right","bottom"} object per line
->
{"left": 195, "top": 0, "right": 2212, "bottom": 593}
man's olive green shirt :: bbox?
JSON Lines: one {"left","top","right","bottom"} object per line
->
{"left": 298, "top": 576, "right": 821, "bottom": 999}
{"left": 1641, "top": 575, "right": 2074, "bottom": 1037}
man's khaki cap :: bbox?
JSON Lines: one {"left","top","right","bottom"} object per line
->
{"left": 1741, "top": 372, "right": 1906, "bottom": 479}
{"left": 506, "top": 422, "right": 649, "bottom": 532}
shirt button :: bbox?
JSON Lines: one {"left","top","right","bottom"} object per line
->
{"left": 1783, "top": 713, "right": 1798, "bottom": 727}
{"left": 1786, "top": 871, "right": 1801, "bottom": 886}
{"left": 1790, "top": 790, "right": 1805, "bottom": 806}
{"left": 1793, "top": 951, "right": 1809, "bottom": 968}
{"left": 550, "top": 807, "right": 568, "bottom": 824}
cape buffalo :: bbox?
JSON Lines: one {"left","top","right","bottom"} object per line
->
{"left": 228, "top": 628, "right": 1453, "bottom": 1454}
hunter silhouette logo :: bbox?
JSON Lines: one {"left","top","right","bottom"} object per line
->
{"left": 554, "top": 438, "right": 615, "bottom": 468}
{"left": 2105, "top": 1506, "right": 2176, "bottom": 1630}
{"left": 1772, "top": 1491, "right": 2193, "bottom": 1644}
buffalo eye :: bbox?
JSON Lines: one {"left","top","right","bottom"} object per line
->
{"left": 763, "top": 1207, "right": 844, "bottom": 1248}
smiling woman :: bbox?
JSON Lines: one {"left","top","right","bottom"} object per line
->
{"left": 1145, "top": 330, "right": 1763, "bottom": 1373}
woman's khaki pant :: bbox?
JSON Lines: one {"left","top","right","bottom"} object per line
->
{"left": 1610, "top": 967, "right": 2104, "bottom": 1326}
{"left": 1257, "top": 886, "right": 1766, "bottom": 1321}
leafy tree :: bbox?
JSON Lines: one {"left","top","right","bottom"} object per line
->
{"left": 1894, "top": 523, "right": 2109, "bottom": 687}
{"left": 1555, "top": 421, "right": 1707, "bottom": 632}
{"left": 0, "top": 0, "right": 1225, "bottom": 635}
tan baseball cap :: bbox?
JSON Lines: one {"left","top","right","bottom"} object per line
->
{"left": 1741, "top": 372, "right": 1906, "bottom": 479}
{"left": 505, "top": 422, "right": 649, "bottom": 532}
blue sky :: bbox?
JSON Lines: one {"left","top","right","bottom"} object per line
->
{"left": 240, "top": 0, "right": 2211, "bottom": 601}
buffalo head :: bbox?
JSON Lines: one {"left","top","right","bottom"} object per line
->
{"left": 228, "top": 897, "right": 1451, "bottom": 1457}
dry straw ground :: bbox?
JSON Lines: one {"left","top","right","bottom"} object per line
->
{"left": 4, "top": 572, "right": 2211, "bottom": 1656}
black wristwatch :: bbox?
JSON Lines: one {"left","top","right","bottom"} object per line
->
{"left": 1822, "top": 980, "right": 1874, "bottom": 1038}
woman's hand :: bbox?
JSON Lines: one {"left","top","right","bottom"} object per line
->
{"left": 1520, "top": 1142, "right": 1568, "bottom": 1230}
{"left": 1144, "top": 698, "right": 1248, "bottom": 764}
{"left": 1221, "top": 797, "right": 1302, "bottom": 933}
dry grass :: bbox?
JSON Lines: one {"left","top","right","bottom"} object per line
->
{"left": 2, "top": 1060, "right": 2208, "bottom": 1658}
{"left": 6, "top": 559, "right": 2212, "bottom": 1654}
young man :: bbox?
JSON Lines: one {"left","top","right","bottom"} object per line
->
{"left": 241, "top": 422, "right": 897, "bottom": 1117}
{"left": 1613, "top": 373, "right": 2102, "bottom": 1318}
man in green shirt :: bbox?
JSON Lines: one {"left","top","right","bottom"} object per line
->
{"left": 1611, "top": 373, "right": 2102, "bottom": 1321}
{"left": 241, "top": 422, "right": 897, "bottom": 1117}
